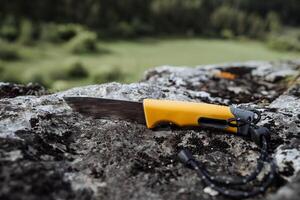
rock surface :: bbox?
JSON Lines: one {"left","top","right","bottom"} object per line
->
{"left": 0, "top": 61, "right": 299, "bottom": 200}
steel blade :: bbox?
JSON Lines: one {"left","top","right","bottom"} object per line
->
{"left": 64, "top": 97, "right": 146, "bottom": 124}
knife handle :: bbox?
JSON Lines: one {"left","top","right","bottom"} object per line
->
{"left": 143, "top": 99, "right": 255, "bottom": 135}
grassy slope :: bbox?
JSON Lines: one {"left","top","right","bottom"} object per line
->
{"left": 3, "top": 38, "right": 300, "bottom": 91}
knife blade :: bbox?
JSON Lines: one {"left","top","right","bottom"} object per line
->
{"left": 64, "top": 97, "right": 146, "bottom": 124}
{"left": 64, "top": 97, "right": 256, "bottom": 135}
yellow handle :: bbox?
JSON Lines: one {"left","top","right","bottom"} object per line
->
{"left": 143, "top": 99, "right": 237, "bottom": 133}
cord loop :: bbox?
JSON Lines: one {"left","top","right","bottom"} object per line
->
{"left": 178, "top": 109, "right": 276, "bottom": 198}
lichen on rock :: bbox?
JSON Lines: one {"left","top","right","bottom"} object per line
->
{"left": 0, "top": 60, "right": 299, "bottom": 200}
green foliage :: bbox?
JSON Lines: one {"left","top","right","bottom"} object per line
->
{"left": 111, "top": 18, "right": 153, "bottom": 38}
{"left": 115, "top": 22, "right": 135, "bottom": 38}
{"left": 1, "top": 37, "right": 300, "bottom": 90}
{"left": 0, "top": 69, "right": 22, "bottom": 83}
{"left": 221, "top": 29, "right": 234, "bottom": 39}
{"left": 18, "top": 19, "right": 35, "bottom": 45}
{"left": 40, "top": 23, "right": 84, "bottom": 43}
{"left": 211, "top": 6, "right": 250, "bottom": 37}
{"left": 267, "top": 35, "right": 300, "bottom": 52}
{"left": 247, "top": 14, "right": 266, "bottom": 38}
{"left": 0, "top": 0, "right": 299, "bottom": 38}
{"left": 67, "top": 61, "right": 89, "bottom": 79}
{"left": 150, "top": 0, "right": 205, "bottom": 34}
{"left": 29, "top": 73, "right": 51, "bottom": 88}
{"left": 93, "top": 67, "right": 126, "bottom": 84}
{"left": 0, "top": 62, "right": 5, "bottom": 78}
{"left": 0, "top": 16, "right": 18, "bottom": 41}
{"left": 236, "top": 12, "right": 247, "bottom": 35}
{"left": 266, "top": 12, "right": 282, "bottom": 33}
{"left": 211, "top": 6, "right": 240, "bottom": 34}
{"left": 211, "top": 6, "right": 267, "bottom": 38}
{"left": 49, "top": 60, "right": 89, "bottom": 81}
{"left": 0, "top": 40, "right": 20, "bottom": 61}
{"left": 49, "top": 69, "right": 69, "bottom": 81}
{"left": 67, "top": 31, "right": 97, "bottom": 54}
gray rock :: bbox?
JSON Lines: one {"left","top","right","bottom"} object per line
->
{"left": 0, "top": 61, "right": 299, "bottom": 200}
{"left": 267, "top": 172, "right": 300, "bottom": 200}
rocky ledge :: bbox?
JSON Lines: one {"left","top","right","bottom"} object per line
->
{"left": 0, "top": 61, "right": 299, "bottom": 200}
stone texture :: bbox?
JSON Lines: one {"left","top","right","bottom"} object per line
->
{"left": 0, "top": 60, "right": 299, "bottom": 200}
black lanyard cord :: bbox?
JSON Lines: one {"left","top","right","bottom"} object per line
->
{"left": 178, "top": 134, "right": 277, "bottom": 198}
{"left": 194, "top": 137, "right": 268, "bottom": 186}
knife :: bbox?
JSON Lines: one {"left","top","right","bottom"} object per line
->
{"left": 64, "top": 97, "right": 256, "bottom": 136}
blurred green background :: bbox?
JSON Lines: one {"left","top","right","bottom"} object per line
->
{"left": 0, "top": 0, "right": 300, "bottom": 91}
